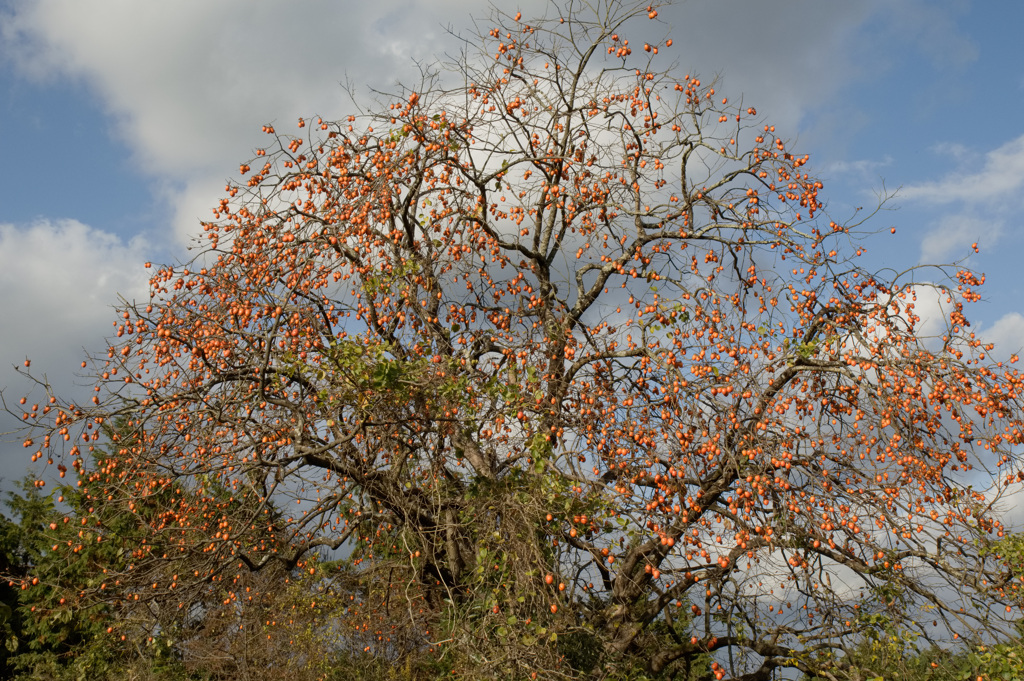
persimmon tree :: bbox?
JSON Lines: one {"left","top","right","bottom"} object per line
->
{"left": 12, "top": 1, "right": 1024, "bottom": 678}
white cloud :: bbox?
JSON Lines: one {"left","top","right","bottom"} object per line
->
{"left": 1, "top": 0, "right": 537, "bottom": 241}
{"left": 919, "top": 212, "right": 1002, "bottom": 263}
{"left": 902, "top": 134, "right": 1024, "bottom": 205}
{"left": 825, "top": 155, "right": 893, "bottom": 179}
{"left": 0, "top": 219, "right": 152, "bottom": 483}
{"left": 928, "top": 141, "right": 972, "bottom": 162}
{"left": 0, "top": 220, "right": 151, "bottom": 384}
{"left": 1, "top": 0, "right": 477, "bottom": 174}
{"left": 981, "top": 312, "right": 1024, "bottom": 360}
{"left": 901, "top": 134, "right": 1024, "bottom": 263}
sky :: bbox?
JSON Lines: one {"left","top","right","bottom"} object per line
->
{"left": 0, "top": 0, "right": 1023, "bottom": 489}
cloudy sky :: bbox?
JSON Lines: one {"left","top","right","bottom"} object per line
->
{"left": 0, "top": 0, "right": 1022, "bottom": 486}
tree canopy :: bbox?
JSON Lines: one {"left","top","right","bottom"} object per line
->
{"left": 11, "top": 1, "right": 1024, "bottom": 679}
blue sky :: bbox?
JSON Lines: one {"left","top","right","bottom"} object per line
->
{"left": 0, "top": 0, "right": 1023, "bottom": 485}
